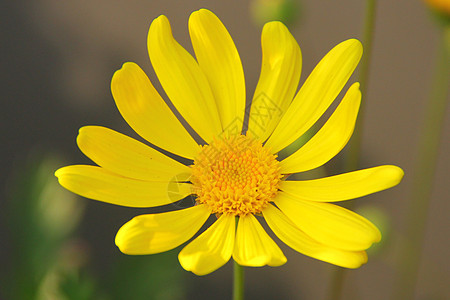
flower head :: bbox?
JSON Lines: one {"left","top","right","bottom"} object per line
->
{"left": 55, "top": 9, "right": 404, "bottom": 275}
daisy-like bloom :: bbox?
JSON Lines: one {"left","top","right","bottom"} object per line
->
{"left": 55, "top": 9, "right": 404, "bottom": 275}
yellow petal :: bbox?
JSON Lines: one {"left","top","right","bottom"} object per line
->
{"left": 178, "top": 214, "right": 235, "bottom": 275}
{"left": 280, "top": 165, "right": 404, "bottom": 202}
{"left": 55, "top": 165, "right": 192, "bottom": 207}
{"left": 115, "top": 204, "right": 211, "bottom": 254}
{"left": 111, "top": 62, "right": 200, "bottom": 159}
{"left": 248, "top": 21, "right": 302, "bottom": 141}
{"left": 77, "top": 126, "right": 191, "bottom": 181}
{"left": 189, "top": 9, "right": 245, "bottom": 135}
{"left": 262, "top": 204, "right": 368, "bottom": 268}
{"left": 274, "top": 192, "right": 381, "bottom": 251}
{"left": 233, "top": 214, "right": 286, "bottom": 267}
{"left": 280, "top": 82, "right": 361, "bottom": 173}
{"left": 148, "top": 15, "right": 222, "bottom": 143}
{"left": 265, "top": 39, "right": 363, "bottom": 153}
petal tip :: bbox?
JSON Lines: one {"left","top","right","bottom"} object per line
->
{"left": 347, "top": 251, "right": 368, "bottom": 269}
{"left": 195, "top": 8, "right": 214, "bottom": 16}
{"left": 384, "top": 165, "right": 405, "bottom": 185}
{"left": 351, "top": 81, "right": 361, "bottom": 91}
{"left": 114, "top": 224, "right": 131, "bottom": 253}
{"left": 177, "top": 252, "right": 210, "bottom": 276}
{"left": 346, "top": 38, "right": 363, "bottom": 49}
{"left": 188, "top": 8, "right": 216, "bottom": 28}
{"left": 339, "top": 38, "right": 363, "bottom": 59}
{"left": 54, "top": 167, "right": 64, "bottom": 178}
{"left": 111, "top": 62, "right": 135, "bottom": 83}
{"left": 149, "top": 14, "right": 171, "bottom": 36}
{"left": 153, "top": 14, "right": 169, "bottom": 24}
{"left": 264, "top": 20, "right": 287, "bottom": 29}
{"left": 54, "top": 165, "right": 73, "bottom": 179}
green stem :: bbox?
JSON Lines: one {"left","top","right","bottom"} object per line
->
{"left": 233, "top": 216, "right": 244, "bottom": 300}
{"left": 328, "top": 1, "right": 377, "bottom": 300}
{"left": 391, "top": 26, "right": 450, "bottom": 300}
{"left": 233, "top": 260, "right": 245, "bottom": 300}
{"left": 325, "top": 267, "right": 347, "bottom": 300}
{"left": 345, "top": 0, "right": 376, "bottom": 172}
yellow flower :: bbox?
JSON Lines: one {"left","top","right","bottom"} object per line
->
{"left": 423, "top": 0, "right": 450, "bottom": 16}
{"left": 55, "top": 9, "right": 404, "bottom": 275}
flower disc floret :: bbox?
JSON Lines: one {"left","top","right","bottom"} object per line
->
{"left": 191, "top": 135, "right": 282, "bottom": 216}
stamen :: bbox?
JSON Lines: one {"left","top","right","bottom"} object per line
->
{"left": 191, "top": 135, "right": 282, "bottom": 216}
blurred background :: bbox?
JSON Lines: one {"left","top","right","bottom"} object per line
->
{"left": 1, "top": 0, "right": 449, "bottom": 299}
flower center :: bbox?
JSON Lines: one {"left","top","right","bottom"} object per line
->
{"left": 190, "top": 134, "right": 282, "bottom": 216}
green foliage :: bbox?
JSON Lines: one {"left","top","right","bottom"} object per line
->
{"left": 5, "top": 154, "right": 84, "bottom": 300}
{"left": 250, "top": 0, "right": 302, "bottom": 26}
{"left": 104, "top": 251, "right": 185, "bottom": 300}
{"left": 3, "top": 153, "right": 186, "bottom": 300}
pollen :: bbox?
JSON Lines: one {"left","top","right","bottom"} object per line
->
{"left": 190, "top": 134, "right": 282, "bottom": 216}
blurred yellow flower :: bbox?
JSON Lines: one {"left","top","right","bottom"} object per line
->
{"left": 423, "top": 0, "right": 450, "bottom": 15}
{"left": 55, "top": 9, "right": 403, "bottom": 275}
